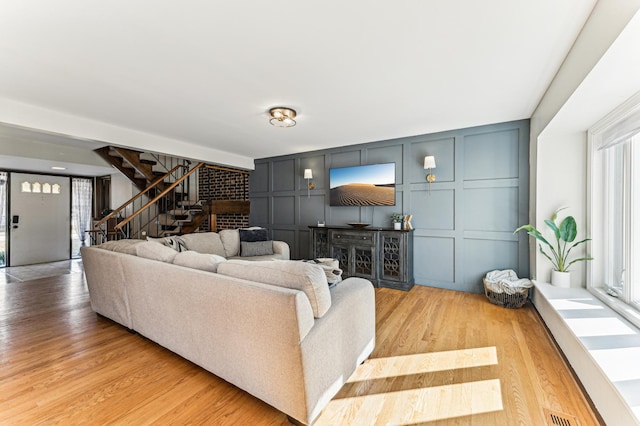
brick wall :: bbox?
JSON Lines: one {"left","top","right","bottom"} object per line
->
{"left": 198, "top": 167, "right": 250, "bottom": 231}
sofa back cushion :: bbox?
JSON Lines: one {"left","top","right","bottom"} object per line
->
{"left": 173, "top": 251, "right": 226, "bottom": 272}
{"left": 97, "top": 239, "right": 145, "bottom": 255}
{"left": 219, "top": 229, "right": 240, "bottom": 257}
{"left": 217, "top": 260, "right": 331, "bottom": 318}
{"left": 175, "top": 232, "right": 226, "bottom": 256}
{"left": 136, "top": 241, "right": 179, "bottom": 263}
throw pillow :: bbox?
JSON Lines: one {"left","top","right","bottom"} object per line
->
{"left": 239, "top": 227, "right": 268, "bottom": 242}
{"left": 304, "top": 258, "right": 343, "bottom": 285}
{"left": 219, "top": 229, "right": 240, "bottom": 257}
{"left": 173, "top": 251, "right": 227, "bottom": 273}
{"left": 240, "top": 240, "right": 274, "bottom": 257}
{"left": 174, "top": 232, "right": 226, "bottom": 257}
{"left": 147, "top": 236, "right": 183, "bottom": 252}
{"left": 217, "top": 260, "right": 331, "bottom": 318}
{"left": 136, "top": 241, "right": 179, "bottom": 263}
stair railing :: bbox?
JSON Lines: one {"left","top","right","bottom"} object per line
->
{"left": 87, "top": 163, "right": 188, "bottom": 244}
{"left": 114, "top": 162, "right": 204, "bottom": 237}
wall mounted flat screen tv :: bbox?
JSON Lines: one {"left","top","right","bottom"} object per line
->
{"left": 329, "top": 163, "right": 396, "bottom": 206}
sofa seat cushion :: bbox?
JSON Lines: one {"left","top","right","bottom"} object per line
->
{"left": 136, "top": 241, "right": 179, "bottom": 263}
{"left": 173, "top": 251, "right": 226, "bottom": 272}
{"left": 217, "top": 260, "right": 331, "bottom": 318}
{"left": 175, "top": 232, "right": 226, "bottom": 256}
{"left": 97, "top": 239, "right": 145, "bottom": 255}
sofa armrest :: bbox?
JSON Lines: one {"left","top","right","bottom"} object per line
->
{"left": 272, "top": 240, "right": 290, "bottom": 260}
{"left": 297, "top": 277, "right": 375, "bottom": 424}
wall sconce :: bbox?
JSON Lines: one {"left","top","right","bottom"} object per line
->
{"left": 424, "top": 156, "right": 436, "bottom": 194}
{"left": 304, "top": 168, "right": 315, "bottom": 198}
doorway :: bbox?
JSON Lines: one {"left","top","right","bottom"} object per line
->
{"left": 9, "top": 172, "right": 71, "bottom": 266}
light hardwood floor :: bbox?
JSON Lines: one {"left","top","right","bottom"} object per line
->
{"left": 0, "top": 268, "right": 602, "bottom": 425}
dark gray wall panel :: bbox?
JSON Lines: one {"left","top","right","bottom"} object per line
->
{"left": 253, "top": 120, "right": 529, "bottom": 289}
{"left": 329, "top": 206, "right": 361, "bottom": 225}
{"left": 273, "top": 196, "right": 295, "bottom": 225}
{"left": 414, "top": 236, "right": 455, "bottom": 282}
{"left": 410, "top": 137, "right": 455, "bottom": 183}
{"left": 410, "top": 189, "right": 454, "bottom": 230}
{"left": 330, "top": 150, "right": 361, "bottom": 168}
{"left": 464, "top": 129, "right": 519, "bottom": 181}
{"left": 249, "top": 196, "right": 269, "bottom": 224}
{"left": 367, "top": 145, "right": 404, "bottom": 184}
{"left": 298, "top": 230, "right": 310, "bottom": 260}
{"left": 273, "top": 229, "right": 296, "bottom": 254}
{"left": 273, "top": 159, "right": 295, "bottom": 191}
{"left": 251, "top": 162, "right": 270, "bottom": 193}
{"left": 464, "top": 187, "right": 518, "bottom": 232}
{"left": 464, "top": 238, "right": 520, "bottom": 293}
{"left": 299, "top": 194, "right": 326, "bottom": 226}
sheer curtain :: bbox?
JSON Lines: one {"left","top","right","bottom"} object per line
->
{"left": 72, "top": 178, "right": 93, "bottom": 245}
{"left": 0, "top": 172, "right": 6, "bottom": 266}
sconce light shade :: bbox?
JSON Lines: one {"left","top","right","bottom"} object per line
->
{"left": 423, "top": 156, "right": 436, "bottom": 170}
{"left": 269, "top": 107, "right": 297, "bottom": 127}
{"left": 304, "top": 168, "right": 314, "bottom": 197}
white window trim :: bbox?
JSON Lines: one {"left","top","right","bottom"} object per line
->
{"left": 588, "top": 90, "right": 640, "bottom": 330}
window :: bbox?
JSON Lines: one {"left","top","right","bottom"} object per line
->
{"left": 590, "top": 93, "right": 640, "bottom": 326}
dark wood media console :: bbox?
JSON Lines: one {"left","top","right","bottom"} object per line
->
{"left": 309, "top": 225, "right": 414, "bottom": 291}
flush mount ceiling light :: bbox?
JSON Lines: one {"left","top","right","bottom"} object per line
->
{"left": 269, "top": 107, "right": 297, "bottom": 128}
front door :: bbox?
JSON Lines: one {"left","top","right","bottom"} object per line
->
{"left": 9, "top": 173, "right": 70, "bottom": 266}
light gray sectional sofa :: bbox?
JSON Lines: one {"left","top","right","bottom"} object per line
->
{"left": 80, "top": 234, "right": 375, "bottom": 425}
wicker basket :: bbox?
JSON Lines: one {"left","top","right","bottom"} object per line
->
{"left": 483, "top": 279, "right": 529, "bottom": 309}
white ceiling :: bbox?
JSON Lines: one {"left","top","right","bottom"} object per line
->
{"left": 0, "top": 0, "right": 597, "bottom": 172}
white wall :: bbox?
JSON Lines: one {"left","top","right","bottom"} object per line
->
{"left": 536, "top": 132, "right": 587, "bottom": 286}
{"left": 530, "top": 0, "right": 640, "bottom": 282}
{"left": 110, "top": 173, "right": 134, "bottom": 215}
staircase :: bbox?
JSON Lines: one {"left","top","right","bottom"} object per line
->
{"left": 91, "top": 147, "right": 209, "bottom": 242}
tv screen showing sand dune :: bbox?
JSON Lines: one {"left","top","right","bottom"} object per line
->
{"left": 329, "top": 163, "right": 396, "bottom": 206}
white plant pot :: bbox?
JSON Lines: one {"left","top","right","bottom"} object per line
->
{"left": 393, "top": 222, "right": 401, "bottom": 230}
{"left": 551, "top": 270, "right": 571, "bottom": 288}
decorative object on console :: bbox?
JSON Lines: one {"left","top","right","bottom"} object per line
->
{"left": 424, "top": 155, "right": 436, "bottom": 194}
{"left": 269, "top": 107, "right": 297, "bottom": 127}
{"left": 403, "top": 214, "right": 413, "bottom": 230}
{"left": 347, "top": 222, "right": 370, "bottom": 228}
{"left": 514, "top": 207, "right": 592, "bottom": 287}
{"left": 304, "top": 168, "right": 314, "bottom": 198}
{"left": 391, "top": 213, "right": 404, "bottom": 230}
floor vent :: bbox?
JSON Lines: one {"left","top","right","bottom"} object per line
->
{"left": 544, "top": 408, "right": 580, "bottom": 426}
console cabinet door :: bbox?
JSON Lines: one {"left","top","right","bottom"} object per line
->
{"left": 380, "top": 232, "right": 407, "bottom": 282}
{"left": 310, "top": 227, "right": 330, "bottom": 258}
{"left": 351, "top": 244, "right": 377, "bottom": 280}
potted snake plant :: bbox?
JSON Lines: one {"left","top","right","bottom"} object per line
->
{"left": 514, "top": 207, "right": 592, "bottom": 287}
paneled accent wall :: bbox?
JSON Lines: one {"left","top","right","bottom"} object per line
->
{"left": 198, "top": 167, "right": 250, "bottom": 231}
{"left": 250, "top": 120, "right": 529, "bottom": 293}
